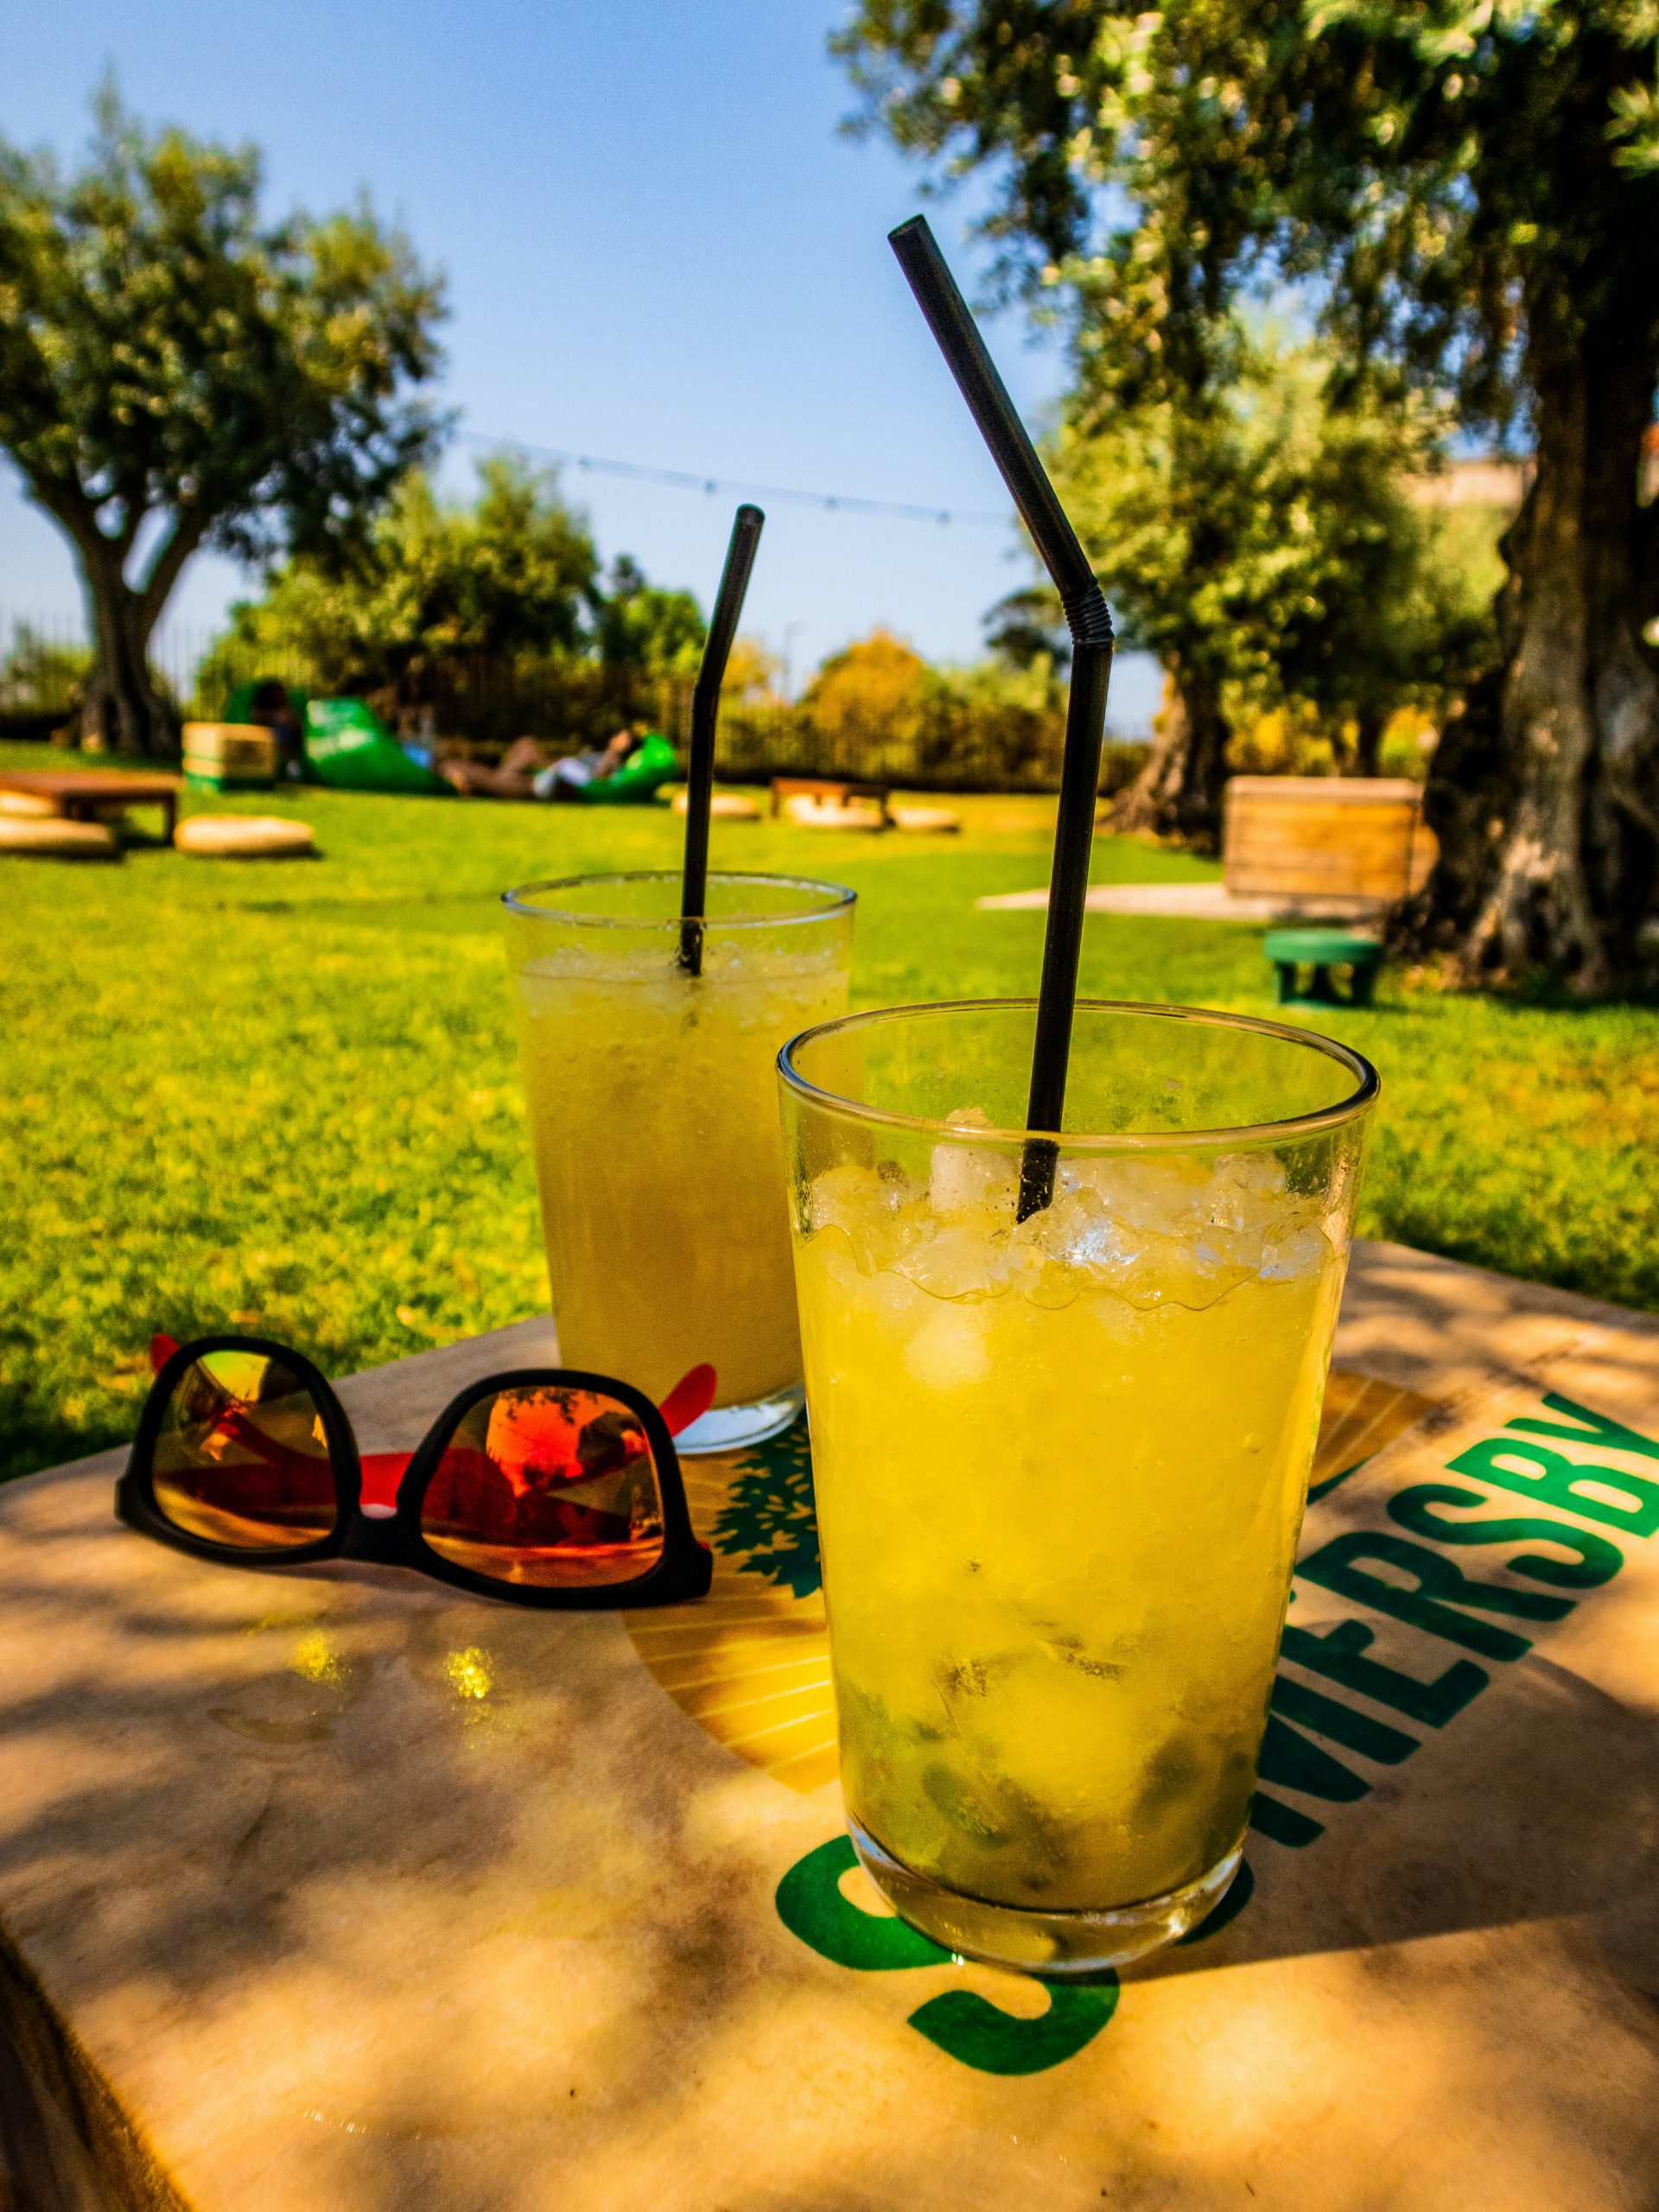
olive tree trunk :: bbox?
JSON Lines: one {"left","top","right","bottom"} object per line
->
{"left": 25, "top": 482, "right": 204, "bottom": 759}
{"left": 80, "top": 555, "right": 178, "bottom": 757}
{"left": 1112, "top": 664, "right": 1230, "bottom": 850}
{"left": 1406, "top": 340, "right": 1659, "bottom": 993}
{"left": 1351, "top": 702, "right": 1387, "bottom": 780}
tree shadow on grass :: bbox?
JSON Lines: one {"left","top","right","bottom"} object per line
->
{"left": 0, "top": 1376, "right": 126, "bottom": 1491}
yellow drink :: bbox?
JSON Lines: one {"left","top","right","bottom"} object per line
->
{"left": 780, "top": 1001, "right": 1374, "bottom": 1971}
{"left": 506, "top": 872, "right": 853, "bottom": 1448}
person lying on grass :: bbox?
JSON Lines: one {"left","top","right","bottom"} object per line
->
{"left": 441, "top": 728, "right": 644, "bottom": 801}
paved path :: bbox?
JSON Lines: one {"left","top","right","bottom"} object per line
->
{"left": 977, "top": 880, "right": 1286, "bottom": 918}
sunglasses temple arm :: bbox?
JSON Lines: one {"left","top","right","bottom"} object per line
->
{"left": 359, "top": 1451, "right": 412, "bottom": 1516}
{"left": 657, "top": 1365, "right": 718, "bottom": 1439}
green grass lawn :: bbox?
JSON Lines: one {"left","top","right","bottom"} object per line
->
{"left": 3, "top": 746, "right": 1656, "bottom": 1483}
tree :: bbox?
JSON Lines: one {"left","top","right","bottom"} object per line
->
{"left": 1053, "top": 318, "right": 1473, "bottom": 839}
{"left": 837, "top": 2, "right": 1659, "bottom": 987}
{"left": 0, "top": 86, "right": 445, "bottom": 756}
{"left": 721, "top": 636, "right": 787, "bottom": 703}
{"left": 837, "top": 6, "right": 1462, "bottom": 847}
{"left": 0, "top": 624, "right": 92, "bottom": 715}
{"left": 837, "top": 0, "right": 1299, "bottom": 843}
{"left": 204, "top": 458, "right": 600, "bottom": 700}
{"left": 590, "top": 556, "right": 707, "bottom": 680}
{"left": 1271, "top": 0, "right": 1659, "bottom": 988}
{"left": 799, "top": 628, "right": 931, "bottom": 773}
{"left": 201, "top": 465, "right": 712, "bottom": 750}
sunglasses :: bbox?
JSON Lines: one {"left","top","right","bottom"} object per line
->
{"left": 117, "top": 1333, "right": 715, "bottom": 1608}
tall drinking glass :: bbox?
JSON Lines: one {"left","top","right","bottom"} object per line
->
{"left": 505, "top": 871, "right": 855, "bottom": 1454}
{"left": 779, "top": 1000, "right": 1377, "bottom": 1973}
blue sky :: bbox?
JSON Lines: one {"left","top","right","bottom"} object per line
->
{"left": 0, "top": 2, "right": 1160, "bottom": 728}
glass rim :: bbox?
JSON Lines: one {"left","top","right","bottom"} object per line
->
{"left": 777, "top": 997, "right": 1380, "bottom": 1150}
{"left": 501, "top": 869, "right": 856, "bottom": 931}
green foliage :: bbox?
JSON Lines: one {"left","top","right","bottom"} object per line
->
{"left": 838, "top": 2, "right": 1659, "bottom": 381}
{"left": 799, "top": 626, "right": 931, "bottom": 767}
{"left": 200, "top": 459, "right": 600, "bottom": 700}
{"left": 837, "top": 5, "right": 1485, "bottom": 838}
{"left": 1052, "top": 321, "right": 1491, "bottom": 747}
{"left": 589, "top": 555, "right": 708, "bottom": 678}
{"left": 0, "top": 83, "right": 445, "bottom": 750}
{"left": 198, "top": 467, "right": 709, "bottom": 751}
{"left": 721, "top": 635, "right": 787, "bottom": 703}
{"left": 719, "top": 626, "right": 1068, "bottom": 788}
{"left": 1280, "top": 0, "right": 1659, "bottom": 425}
{"left": 2, "top": 742, "right": 1656, "bottom": 1484}
{"left": 836, "top": 2, "right": 1659, "bottom": 979}
{"left": 0, "top": 624, "right": 92, "bottom": 712}
{"left": 0, "top": 82, "right": 446, "bottom": 564}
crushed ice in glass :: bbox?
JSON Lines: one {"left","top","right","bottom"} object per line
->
{"left": 808, "top": 1109, "right": 1332, "bottom": 1310}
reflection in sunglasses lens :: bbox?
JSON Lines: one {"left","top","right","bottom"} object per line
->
{"left": 419, "top": 1387, "right": 666, "bottom": 1587}
{"left": 152, "top": 1351, "right": 339, "bottom": 1549}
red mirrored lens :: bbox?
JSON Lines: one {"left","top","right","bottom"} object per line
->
{"left": 151, "top": 1351, "right": 338, "bottom": 1549}
{"left": 419, "top": 1387, "right": 667, "bottom": 1588}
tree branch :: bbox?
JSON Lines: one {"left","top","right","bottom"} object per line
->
{"left": 16, "top": 462, "right": 106, "bottom": 568}
{"left": 137, "top": 503, "right": 212, "bottom": 637}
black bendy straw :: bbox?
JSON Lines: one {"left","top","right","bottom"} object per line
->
{"left": 888, "top": 214, "right": 1115, "bottom": 1219}
{"left": 679, "top": 503, "right": 766, "bottom": 976}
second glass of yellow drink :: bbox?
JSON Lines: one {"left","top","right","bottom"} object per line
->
{"left": 505, "top": 870, "right": 854, "bottom": 1453}
{"left": 779, "top": 999, "right": 1376, "bottom": 1974}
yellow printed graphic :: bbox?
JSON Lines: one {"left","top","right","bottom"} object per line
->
{"left": 1313, "top": 1369, "right": 1439, "bottom": 1491}
{"left": 626, "top": 1369, "right": 1437, "bottom": 1796}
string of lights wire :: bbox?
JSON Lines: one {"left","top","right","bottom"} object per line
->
{"left": 455, "top": 427, "right": 1011, "bottom": 528}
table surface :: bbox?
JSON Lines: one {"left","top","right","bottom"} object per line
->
{"left": 0, "top": 769, "right": 183, "bottom": 800}
{"left": 3, "top": 1239, "right": 1658, "bottom": 2212}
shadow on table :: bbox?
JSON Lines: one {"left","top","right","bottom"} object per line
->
{"left": 3, "top": 1392, "right": 1659, "bottom": 2206}
{"left": 1140, "top": 1637, "right": 1659, "bottom": 1993}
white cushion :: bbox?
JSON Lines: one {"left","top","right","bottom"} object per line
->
{"left": 175, "top": 815, "right": 316, "bottom": 858}
{"left": 0, "top": 816, "right": 118, "bottom": 856}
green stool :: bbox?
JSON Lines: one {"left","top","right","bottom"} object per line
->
{"left": 1264, "top": 928, "right": 1383, "bottom": 1008}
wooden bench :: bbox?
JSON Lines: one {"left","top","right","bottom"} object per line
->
{"left": 0, "top": 768, "right": 182, "bottom": 844}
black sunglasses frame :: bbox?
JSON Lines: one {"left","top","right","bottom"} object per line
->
{"left": 117, "top": 1332, "right": 714, "bottom": 1609}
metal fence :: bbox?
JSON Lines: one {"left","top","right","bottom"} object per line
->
{"left": 0, "top": 610, "right": 1148, "bottom": 793}
{"left": 0, "top": 610, "right": 229, "bottom": 720}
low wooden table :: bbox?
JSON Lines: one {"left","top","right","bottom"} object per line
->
{"left": 2, "top": 1243, "right": 1658, "bottom": 2209}
{"left": 768, "top": 775, "right": 891, "bottom": 821}
{"left": 0, "top": 769, "right": 183, "bottom": 844}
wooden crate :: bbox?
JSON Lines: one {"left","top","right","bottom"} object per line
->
{"left": 181, "top": 721, "right": 276, "bottom": 791}
{"left": 1224, "top": 776, "right": 1433, "bottom": 917}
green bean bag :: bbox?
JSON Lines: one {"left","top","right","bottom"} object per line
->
{"left": 302, "top": 699, "right": 449, "bottom": 795}
{"left": 577, "top": 730, "right": 678, "bottom": 804}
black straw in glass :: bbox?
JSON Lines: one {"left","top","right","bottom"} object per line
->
{"left": 679, "top": 503, "right": 766, "bottom": 976}
{"left": 888, "top": 215, "right": 1115, "bottom": 1217}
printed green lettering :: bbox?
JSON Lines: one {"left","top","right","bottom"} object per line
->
{"left": 1255, "top": 1715, "right": 1370, "bottom": 1802}
{"left": 907, "top": 1984, "right": 1118, "bottom": 2075}
{"left": 1388, "top": 1481, "right": 1624, "bottom": 1587}
{"left": 1506, "top": 1391, "right": 1659, "bottom": 1469}
{"left": 1449, "top": 1437, "right": 1659, "bottom": 1539}
{"left": 1270, "top": 1673, "right": 1419, "bottom": 1763}
{"left": 1280, "top": 1619, "right": 1488, "bottom": 1726}
{"left": 774, "top": 1835, "right": 1119, "bottom": 2075}
{"left": 1298, "top": 1532, "right": 1572, "bottom": 1660}
{"left": 775, "top": 1835, "right": 948, "bottom": 1970}
{"left": 1249, "top": 1791, "right": 1325, "bottom": 1847}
